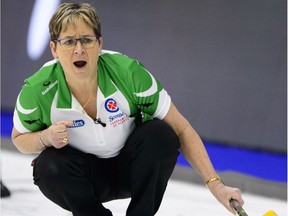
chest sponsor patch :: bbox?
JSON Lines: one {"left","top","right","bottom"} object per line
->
{"left": 105, "top": 98, "right": 119, "bottom": 113}
{"left": 104, "top": 98, "right": 130, "bottom": 127}
{"left": 67, "top": 119, "right": 85, "bottom": 128}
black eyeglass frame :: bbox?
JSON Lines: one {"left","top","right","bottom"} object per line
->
{"left": 53, "top": 35, "right": 101, "bottom": 47}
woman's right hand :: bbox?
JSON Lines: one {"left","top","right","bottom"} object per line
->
{"left": 45, "top": 120, "right": 73, "bottom": 148}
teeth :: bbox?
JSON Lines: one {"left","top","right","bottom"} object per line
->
{"left": 74, "top": 61, "right": 86, "bottom": 67}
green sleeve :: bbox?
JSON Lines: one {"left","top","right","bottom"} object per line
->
{"left": 128, "top": 60, "right": 170, "bottom": 120}
{"left": 14, "top": 84, "right": 47, "bottom": 132}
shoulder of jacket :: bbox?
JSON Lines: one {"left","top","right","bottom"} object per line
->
{"left": 99, "top": 50, "right": 137, "bottom": 66}
{"left": 25, "top": 59, "right": 60, "bottom": 86}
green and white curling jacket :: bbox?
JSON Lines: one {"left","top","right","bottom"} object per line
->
{"left": 13, "top": 50, "right": 171, "bottom": 158}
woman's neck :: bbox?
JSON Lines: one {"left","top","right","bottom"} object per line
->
{"left": 66, "top": 72, "right": 98, "bottom": 95}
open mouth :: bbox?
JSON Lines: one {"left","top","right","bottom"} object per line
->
{"left": 73, "top": 61, "right": 87, "bottom": 68}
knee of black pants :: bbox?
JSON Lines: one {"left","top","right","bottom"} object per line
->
{"left": 125, "top": 119, "right": 180, "bottom": 160}
{"left": 33, "top": 146, "right": 116, "bottom": 202}
{"left": 33, "top": 146, "right": 86, "bottom": 188}
{"left": 33, "top": 147, "right": 61, "bottom": 187}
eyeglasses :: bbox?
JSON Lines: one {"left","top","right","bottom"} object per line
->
{"left": 54, "top": 36, "right": 100, "bottom": 50}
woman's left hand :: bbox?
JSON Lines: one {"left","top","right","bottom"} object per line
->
{"left": 208, "top": 181, "right": 244, "bottom": 214}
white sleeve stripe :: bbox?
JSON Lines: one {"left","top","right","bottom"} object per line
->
{"left": 153, "top": 90, "right": 171, "bottom": 120}
{"left": 100, "top": 50, "right": 119, "bottom": 55}
{"left": 13, "top": 109, "right": 31, "bottom": 133}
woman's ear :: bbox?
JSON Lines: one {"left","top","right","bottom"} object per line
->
{"left": 50, "top": 41, "right": 58, "bottom": 59}
{"left": 98, "top": 37, "right": 103, "bottom": 55}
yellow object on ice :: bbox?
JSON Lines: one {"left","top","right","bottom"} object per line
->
{"left": 262, "top": 210, "right": 277, "bottom": 216}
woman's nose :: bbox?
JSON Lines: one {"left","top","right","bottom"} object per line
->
{"left": 73, "top": 41, "right": 85, "bottom": 54}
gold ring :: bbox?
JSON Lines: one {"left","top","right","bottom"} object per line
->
{"left": 62, "top": 137, "right": 68, "bottom": 143}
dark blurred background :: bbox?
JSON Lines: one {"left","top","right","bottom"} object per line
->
{"left": 1, "top": 0, "right": 286, "bottom": 153}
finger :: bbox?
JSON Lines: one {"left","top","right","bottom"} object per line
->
{"left": 53, "top": 135, "right": 69, "bottom": 148}
{"left": 226, "top": 201, "right": 235, "bottom": 214}
{"left": 58, "top": 137, "right": 68, "bottom": 144}
{"left": 231, "top": 189, "right": 244, "bottom": 206}
{"left": 49, "top": 123, "right": 65, "bottom": 133}
{"left": 228, "top": 191, "right": 244, "bottom": 213}
{"left": 55, "top": 123, "right": 70, "bottom": 133}
{"left": 56, "top": 120, "right": 74, "bottom": 127}
{"left": 58, "top": 131, "right": 69, "bottom": 138}
{"left": 54, "top": 142, "right": 68, "bottom": 149}
{"left": 229, "top": 199, "right": 247, "bottom": 216}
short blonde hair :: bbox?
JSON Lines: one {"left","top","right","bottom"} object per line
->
{"left": 49, "top": 3, "right": 101, "bottom": 40}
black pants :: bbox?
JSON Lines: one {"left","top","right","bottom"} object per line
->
{"left": 33, "top": 120, "right": 180, "bottom": 216}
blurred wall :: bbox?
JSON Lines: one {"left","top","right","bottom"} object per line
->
{"left": 1, "top": 0, "right": 286, "bottom": 152}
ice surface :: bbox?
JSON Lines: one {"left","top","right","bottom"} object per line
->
{"left": 1, "top": 150, "right": 287, "bottom": 216}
